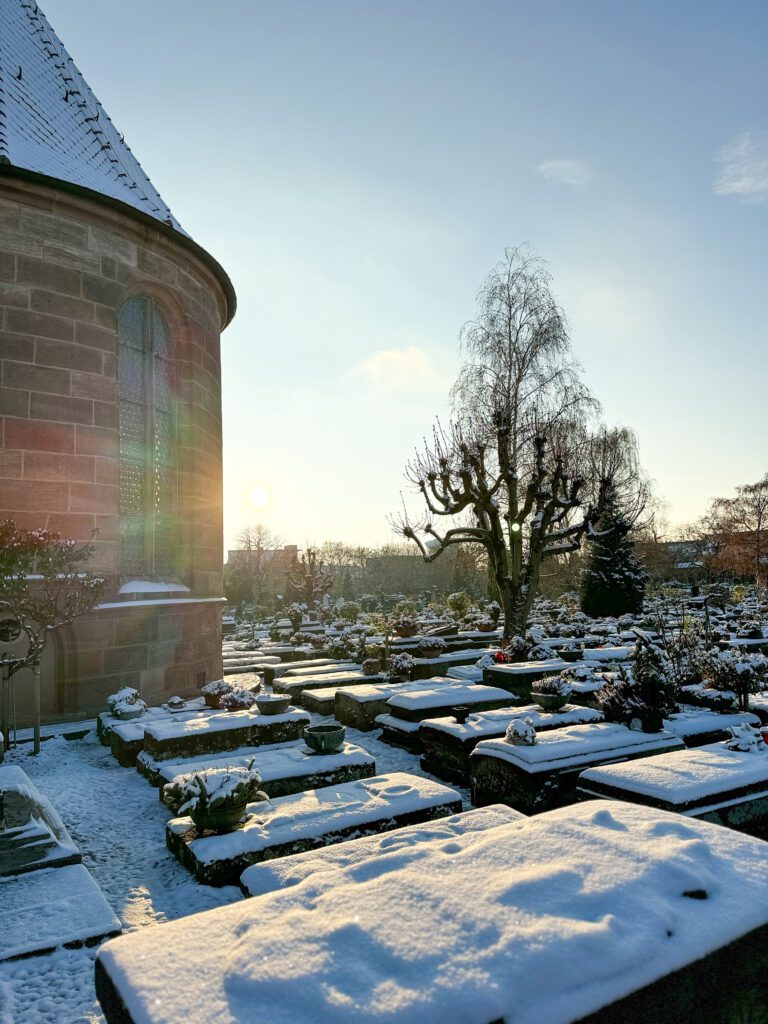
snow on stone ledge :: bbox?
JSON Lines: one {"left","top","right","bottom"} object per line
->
{"left": 473, "top": 722, "right": 682, "bottom": 771}
{"left": 580, "top": 742, "right": 768, "bottom": 805}
{"left": 97, "top": 800, "right": 768, "bottom": 1024}
{"left": 241, "top": 804, "right": 524, "bottom": 898}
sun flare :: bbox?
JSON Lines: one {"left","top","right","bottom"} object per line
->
{"left": 248, "top": 485, "right": 270, "bottom": 509}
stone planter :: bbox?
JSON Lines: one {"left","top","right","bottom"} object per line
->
{"left": 255, "top": 695, "right": 291, "bottom": 716}
{"left": 557, "top": 648, "right": 582, "bottom": 663}
{"left": 362, "top": 659, "right": 382, "bottom": 676}
{"left": 190, "top": 802, "right": 247, "bottom": 835}
{"left": 304, "top": 724, "right": 346, "bottom": 754}
{"left": 532, "top": 692, "right": 568, "bottom": 712}
{"left": 114, "top": 707, "right": 144, "bottom": 721}
{"left": 395, "top": 626, "right": 417, "bottom": 638}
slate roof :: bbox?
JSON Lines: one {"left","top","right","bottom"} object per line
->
{"left": 0, "top": 0, "right": 184, "bottom": 232}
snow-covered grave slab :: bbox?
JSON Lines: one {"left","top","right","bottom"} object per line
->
{"left": 160, "top": 742, "right": 376, "bottom": 810}
{"left": 240, "top": 804, "right": 523, "bottom": 898}
{"left": 578, "top": 743, "right": 768, "bottom": 834}
{"left": 420, "top": 704, "right": 604, "bottom": 783}
{"left": 97, "top": 800, "right": 768, "bottom": 1024}
{"left": 275, "top": 670, "right": 373, "bottom": 704}
{"left": 387, "top": 681, "right": 515, "bottom": 723}
{"left": 482, "top": 658, "right": 571, "bottom": 696}
{"left": 664, "top": 709, "right": 760, "bottom": 747}
{"left": 410, "top": 647, "right": 497, "bottom": 680}
{"left": 471, "top": 722, "right": 684, "bottom": 814}
{"left": 300, "top": 678, "right": 392, "bottom": 715}
{"left": 108, "top": 705, "right": 224, "bottom": 768}
{"left": 377, "top": 682, "right": 516, "bottom": 753}
{"left": 334, "top": 678, "right": 459, "bottom": 731}
{"left": 0, "top": 863, "right": 120, "bottom": 962}
{"left": 583, "top": 645, "right": 633, "bottom": 663}
{"left": 374, "top": 714, "right": 423, "bottom": 751}
{"left": 280, "top": 660, "right": 359, "bottom": 677}
{"left": 0, "top": 765, "right": 80, "bottom": 877}
{"left": 142, "top": 708, "right": 310, "bottom": 763}
{"left": 166, "top": 771, "right": 462, "bottom": 886}
{"left": 445, "top": 664, "right": 484, "bottom": 682}
{"left": 97, "top": 697, "right": 209, "bottom": 745}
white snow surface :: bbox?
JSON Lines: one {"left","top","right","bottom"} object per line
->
{"left": 240, "top": 804, "right": 524, "bottom": 897}
{"left": 423, "top": 703, "right": 603, "bottom": 738}
{"left": 0, "top": 864, "right": 120, "bottom": 962}
{"left": 386, "top": 682, "right": 512, "bottom": 711}
{"left": 0, "top": 701, "right": 460, "bottom": 1023}
{"left": 159, "top": 741, "right": 375, "bottom": 790}
{"left": 170, "top": 771, "right": 461, "bottom": 865}
{"left": 580, "top": 742, "right": 768, "bottom": 804}
{"left": 98, "top": 800, "right": 768, "bottom": 1024}
{"left": 473, "top": 722, "right": 683, "bottom": 771}
{"left": 143, "top": 707, "right": 309, "bottom": 744}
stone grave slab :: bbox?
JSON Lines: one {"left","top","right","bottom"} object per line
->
{"left": 471, "top": 722, "right": 684, "bottom": 814}
{"left": 481, "top": 658, "right": 571, "bottom": 696}
{"left": 664, "top": 709, "right": 761, "bottom": 748}
{"left": 410, "top": 648, "right": 496, "bottom": 680}
{"left": 578, "top": 742, "right": 768, "bottom": 836}
{"left": 334, "top": 677, "right": 458, "bottom": 731}
{"left": 0, "top": 766, "right": 80, "bottom": 877}
{"left": 0, "top": 863, "right": 120, "bottom": 962}
{"left": 166, "top": 771, "right": 462, "bottom": 886}
{"left": 386, "top": 681, "right": 515, "bottom": 723}
{"left": 97, "top": 801, "right": 768, "bottom": 1024}
{"left": 274, "top": 670, "right": 372, "bottom": 704}
{"left": 142, "top": 708, "right": 310, "bottom": 763}
{"left": 160, "top": 742, "right": 376, "bottom": 809}
{"left": 240, "top": 804, "right": 524, "bottom": 897}
{"left": 420, "top": 703, "right": 604, "bottom": 783}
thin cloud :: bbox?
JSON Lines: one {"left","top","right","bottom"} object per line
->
{"left": 348, "top": 346, "right": 446, "bottom": 392}
{"left": 537, "top": 159, "right": 592, "bottom": 188}
{"left": 714, "top": 132, "right": 768, "bottom": 201}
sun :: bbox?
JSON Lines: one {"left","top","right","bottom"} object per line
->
{"left": 248, "top": 485, "right": 270, "bottom": 509}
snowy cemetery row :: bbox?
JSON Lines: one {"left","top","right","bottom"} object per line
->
{"left": 5, "top": 595, "right": 768, "bottom": 1022}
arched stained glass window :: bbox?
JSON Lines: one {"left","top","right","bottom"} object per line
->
{"left": 118, "top": 296, "right": 177, "bottom": 577}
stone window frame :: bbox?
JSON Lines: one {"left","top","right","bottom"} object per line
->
{"left": 117, "top": 294, "right": 180, "bottom": 581}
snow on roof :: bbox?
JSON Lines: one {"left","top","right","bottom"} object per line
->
{"left": 0, "top": 0, "right": 184, "bottom": 232}
{"left": 97, "top": 800, "right": 768, "bottom": 1024}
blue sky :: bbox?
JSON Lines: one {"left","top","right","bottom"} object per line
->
{"left": 45, "top": 0, "right": 768, "bottom": 546}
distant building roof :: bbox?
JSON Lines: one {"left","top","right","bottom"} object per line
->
{"left": 0, "top": 0, "right": 183, "bottom": 231}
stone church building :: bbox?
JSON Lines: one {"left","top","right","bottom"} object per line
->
{"left": 0, "top": 0, "right": 235, "bottom": 721}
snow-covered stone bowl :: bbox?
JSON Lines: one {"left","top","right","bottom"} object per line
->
{"left": 255, "top": 694, "right": 291, "bottom": 716}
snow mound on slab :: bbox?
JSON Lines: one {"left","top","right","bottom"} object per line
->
{"left": 100, "top": 800, "right": 768, "bottom": 1024}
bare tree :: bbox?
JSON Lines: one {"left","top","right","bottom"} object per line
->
{"left": 395, "top": 248, "right": 644, "bottom": 638}
{"left": 229, "top": 524, "right": 282, "bottom": 606}
{"left": 0, "top": 521, "right": 105, "bottom": 753}
{"left": 287, "top": 548, "right": 333, "bottom": 608}
{"left": 706, "top": 474, "right": 768, "bottom": 586}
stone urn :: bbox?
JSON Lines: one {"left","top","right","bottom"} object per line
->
{"left": 304, "top": 724, "right": 346, "bottom": 754}
{"left": 362, "top": 658, "right": 382, "bottom": 676}
{"left": 255, "top": 694, "right": 291, "bottom": 716}
{"left": 190, "top": 802, "right": 247, "bottom": 834}
{"left": 532, "top": 691, "right": 568, "bottom": 713}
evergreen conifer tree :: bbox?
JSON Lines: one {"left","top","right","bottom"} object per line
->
{"left": 580, "top": 491, "right": 646, "bottom": 617}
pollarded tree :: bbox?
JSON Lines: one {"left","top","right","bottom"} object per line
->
{"left": 395, "top": 248, "right": 641, "bottom": 639}
{"left": 286, "top": 548, "right": 333, "bottom": 609}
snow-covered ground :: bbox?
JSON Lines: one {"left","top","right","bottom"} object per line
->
{"left": 0, "top": 695, "right": 462, "bottom": 1024}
